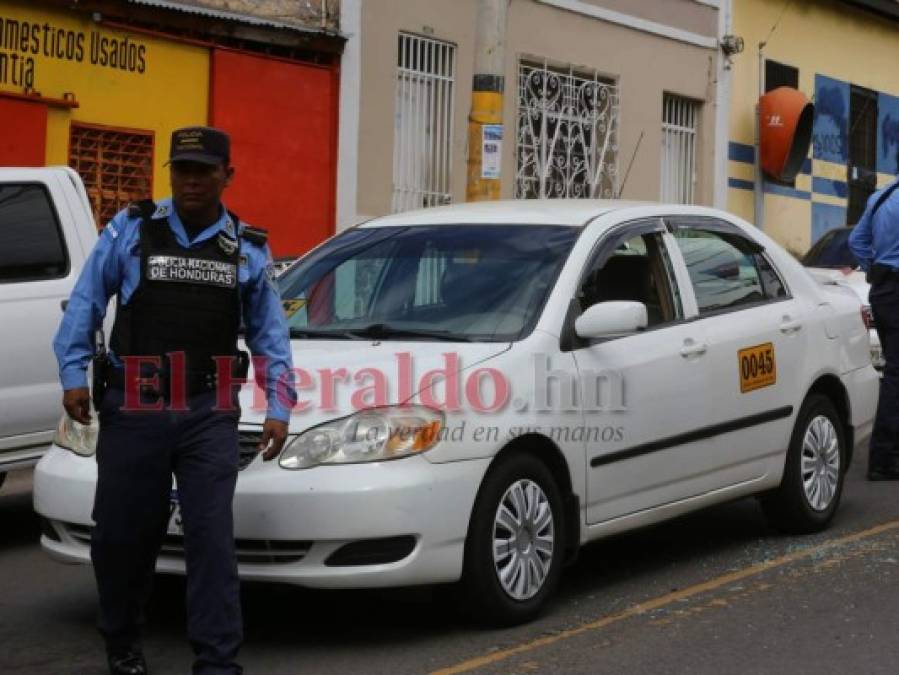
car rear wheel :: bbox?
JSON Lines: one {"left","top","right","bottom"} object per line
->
{"left": 761, "top": 394, "right": 845, "bottom": 533}
{"left": 461, "top": 453, "right": 564, "bottom": 625}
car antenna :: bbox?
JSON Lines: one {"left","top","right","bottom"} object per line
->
{"left": 615, "top": 130, "right": 644, "bottom": 199}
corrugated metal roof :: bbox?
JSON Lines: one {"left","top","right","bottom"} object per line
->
{"left": 126, "top": 0, "right": 341, "bottom": 36}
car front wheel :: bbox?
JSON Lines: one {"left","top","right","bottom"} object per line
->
{"left": 461, "top": 453, "right": 565, "bottom": 625}
{"left": 761, "top": 394, "right": 845, "bottom": 533}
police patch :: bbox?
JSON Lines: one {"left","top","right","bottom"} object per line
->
{"left": 217, "top": 233, "right": 238, "bottom": 256}
{"left": 146, "top": 255, "right": 237, "bottom": 288}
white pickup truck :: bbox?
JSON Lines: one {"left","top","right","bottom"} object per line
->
{"left": 0, "top": 167, "right": 97, "bottom": 490}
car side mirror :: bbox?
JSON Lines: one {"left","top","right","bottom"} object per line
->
{"left": 575, "top": 301, "right": 648, "bottom": 339}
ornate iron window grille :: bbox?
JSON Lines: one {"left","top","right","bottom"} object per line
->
{"left": 516, "top": 61, "right": 619, "bottom": 200}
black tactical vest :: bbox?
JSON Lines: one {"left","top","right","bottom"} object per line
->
{"left": 110, "top": 211, "right": 241, "bottom": 374}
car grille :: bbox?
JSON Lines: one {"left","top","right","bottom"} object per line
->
{"left": 62, "top": 522, "right": 312, "bottom": 565}
{"left": 238, "top": 429, "right": 263, "bottom": 471}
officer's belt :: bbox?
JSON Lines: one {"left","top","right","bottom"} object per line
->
{"left": 106, "top": 366, "right": 224, "bottom": 397}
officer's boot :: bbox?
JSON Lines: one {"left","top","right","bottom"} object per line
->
{"left": 107, "top": 649, "right": 148, "bottom": 675}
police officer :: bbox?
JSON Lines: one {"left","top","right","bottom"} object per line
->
{"left": 849, "top": 175, "right": 899, "bottom": 480}
{"left": 54, "top": 126, "right": 296, "bottom": 674}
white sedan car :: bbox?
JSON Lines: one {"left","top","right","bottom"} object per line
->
{"left": 36, "top": 201, "right": 877, "bottom": 625}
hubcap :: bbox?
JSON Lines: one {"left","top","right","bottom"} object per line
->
{"left": 801, "top": 415, "right": 841, "bottom": 512}
{"left": 492, "top": 479, "right": 555, "bottom": 601}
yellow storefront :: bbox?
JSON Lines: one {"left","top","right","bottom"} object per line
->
{"left": 727, "top": 0, "right": 899, "bottom": 254}
{"left": 0, "top": 0, "right": 208, "bottom": 222}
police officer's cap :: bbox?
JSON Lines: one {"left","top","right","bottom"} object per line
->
{"left": 167, "top": 126, "right": 230, "bottom": 166}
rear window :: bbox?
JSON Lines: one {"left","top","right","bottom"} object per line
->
{"left": 0, "top": 183, "right": 69, "bottom": 283}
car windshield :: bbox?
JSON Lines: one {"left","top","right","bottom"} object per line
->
{"left": 802, "top": 228, "right": 858, "bottom": 269}
{"left": 277, "top": 224, "right": 580, "bottom": 342}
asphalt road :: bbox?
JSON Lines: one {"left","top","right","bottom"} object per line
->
{"left": 3, "top": 459, "right": 899, "bottom": 675}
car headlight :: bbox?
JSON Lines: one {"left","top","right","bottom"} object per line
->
{"left": 279, "top": 406, "right": 444, "bottom": 470}
{"left": 53, "top": 410, "right": 99, "bottom": 457}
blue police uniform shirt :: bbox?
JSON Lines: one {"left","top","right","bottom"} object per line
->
{"left": 848, "top": 177, "right": 899, "bottom": 272}
{"left": 53, "top": 197, "right": 297, "bottom": 422}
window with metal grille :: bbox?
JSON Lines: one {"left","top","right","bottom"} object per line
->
{"left": 392, "top": 33, "right": 456, "bottom": 213}
{"left": 516, "top": 60, "right": 619, "bottom": 199}
{"left": 661, "top": 95, "right": 700, "bottom": 204}
{"left": 69, "top": 123, "right": 154, "bottom": 227}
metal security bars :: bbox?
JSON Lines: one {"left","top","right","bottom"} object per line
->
{"left": 392, "top": 33, "right": 456, "bottom": 213}
{"left": 69, "top": 123, "right": 154, "bottom": 226}
{"left": 516, "top": 61, "right": 619, "bottom": 199}
{"left": 661, "top": 95, "right": 699, "bottom": 204}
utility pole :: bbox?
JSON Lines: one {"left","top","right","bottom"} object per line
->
{"left": 466, "top": 0, "right": 508, "bottom": 201}
{"left": 754, "top": 44, "right": 765, "bottom": 230}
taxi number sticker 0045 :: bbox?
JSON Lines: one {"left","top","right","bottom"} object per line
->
{"left": 738, "top": 342, "right": 776, "bottom": 393}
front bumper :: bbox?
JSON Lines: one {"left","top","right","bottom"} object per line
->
{"left": 34, "top": 445, "right": 489, "bottom": 588}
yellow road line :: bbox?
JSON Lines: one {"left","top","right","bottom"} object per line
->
{"left": 431, "top": 519, "right": 899, "bottom": 675}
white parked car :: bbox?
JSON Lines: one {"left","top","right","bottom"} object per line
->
{"left": 802, "top": 226, "right": 883, "bottom": 369}
{"left": 0, "top": 167, "right": 98, "bottom": 490}
{"left": 35, "top": 201, "right": 877, "bottom": 624}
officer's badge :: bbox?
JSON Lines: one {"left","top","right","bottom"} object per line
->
{"left": 154, "top": 204, "right": 169, "bottom": 218}
{"left": 264, "top": 263, "right": 279, "bottom": 292}
{"left": 217, "top": 233, "right": 238, "bottom": 255}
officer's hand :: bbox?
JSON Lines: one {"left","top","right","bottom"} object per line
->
{"left": 63, "top": 388, "right": 92, "bottom": 425}
{"left": 259, "top": 418, "right": 289, "bottom": 461}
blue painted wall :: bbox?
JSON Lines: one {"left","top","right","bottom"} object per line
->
{"left": 813, "top": 75, "right": 849, "bottom": 164}
{"left": 811, "top": 202, "right": 847, "bottom": 242}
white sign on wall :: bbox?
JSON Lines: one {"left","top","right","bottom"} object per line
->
{"left": 482, "top": 124, "right": 503, "bottom": 179}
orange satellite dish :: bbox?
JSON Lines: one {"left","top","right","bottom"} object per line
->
{"left": 759, "top": 87, "right": 814, "bottom": 183}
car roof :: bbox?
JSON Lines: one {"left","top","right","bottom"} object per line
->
{"left": 361, "top": 199, "right": 654, "bottom": 228}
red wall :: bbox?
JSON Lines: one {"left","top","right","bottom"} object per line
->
{"left": 209, "top": 50, "right": 338, "bottom": 257}
{"left": 0, "top": 97, "right": 47, "bottom": 166}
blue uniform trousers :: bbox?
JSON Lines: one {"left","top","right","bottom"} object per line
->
{"left": 869, "top": 276, "right": 899, "bottom": 471}
{"left": 91, "top": 386, "right": 243, "bottom": 675}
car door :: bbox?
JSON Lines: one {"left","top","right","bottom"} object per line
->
{"left": 0, "top": 173, "right": 82, "bottom": 463}
{"left": 571, "top": 218, "right": 718, "bottom": 525}
{"left": 665, "top": 216, "right": 809, "bottom": 481}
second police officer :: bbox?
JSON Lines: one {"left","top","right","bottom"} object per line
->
{"left": 54, "top": 126, "right": 297, "bottom": 675}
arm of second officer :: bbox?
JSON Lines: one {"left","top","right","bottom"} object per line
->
{"left": 849, "top": 198, "right": 875, "bottom": 272}
{"left": 242, "top": 246, "right": 297, "bottom": 460}
{"left": 53, "top": 215, "right": 127, "bottom": 422}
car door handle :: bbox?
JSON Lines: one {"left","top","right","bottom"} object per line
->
{"left": 680, "top": 339, "right": 707, "bottom": 358}
{"left": 780, "top": 317, "right": 802, "bottom": 334}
